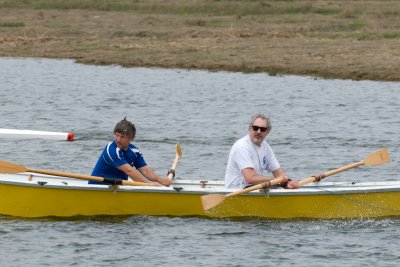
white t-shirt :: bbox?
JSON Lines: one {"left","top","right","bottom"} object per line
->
{"left": 224, "top": 135, "right": 280, "bottom": 189}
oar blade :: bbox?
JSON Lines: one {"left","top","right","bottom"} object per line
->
{"left": 363, "top": 148, "right": 390, "bottom": 166}
{"left": 176, "top": 143, "right": 182, "bottom": 158}
{"left": 0, "top": 160, "right": 29, "bottom": 173}
{"left": 201, "top": 194, "right": 226, "bottom": 211}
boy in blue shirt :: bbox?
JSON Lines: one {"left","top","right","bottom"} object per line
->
{"left": 90, "top": 117, "right": 171, "bottom": 186}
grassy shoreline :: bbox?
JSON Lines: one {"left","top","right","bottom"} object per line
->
{"left": 1, "top": 0, "right": 399, "bottom": 81}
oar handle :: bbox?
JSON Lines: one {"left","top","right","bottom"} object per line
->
{"left": 225, "top": 177, "right": 286, "bottom": 198}
{"left": 167, "top": 154, "right": 180, "bottom": 180}
{"left": 167, "top": 143, "right": 182, "bottom": 181}
{"left": 299, "top": 160, "right": 364, "bottom": 186}
{"left": 28, "top": 168, "right": 151, "bottom": 186}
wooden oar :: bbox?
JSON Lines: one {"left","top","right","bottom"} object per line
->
{"left": 299, "top": 148, "right": 390, "bottom": 186}
{"left": 201, "top": 177, "right": 286, "bottom": 211}
{"left": 167, "top": 143, "right": 182, "bottom": 181}
{"left": 0, "top": 160, "right": 152, "bottom": 186}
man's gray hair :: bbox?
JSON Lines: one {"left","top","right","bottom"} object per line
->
{"left": 249, "top": 113, "right": 271, "bottom": 130}
{"left": 114, "top": 117, "right": 136, "bottom": 139}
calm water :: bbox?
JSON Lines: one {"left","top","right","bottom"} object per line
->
{"left": 0, "top": 58, "right": 399, "bottom": 266}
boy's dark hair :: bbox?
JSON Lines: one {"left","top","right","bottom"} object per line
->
{"left": 114, "top": 117, "right": 136, "bottom": 139}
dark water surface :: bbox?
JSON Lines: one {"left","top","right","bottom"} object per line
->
{"left": 0, "top": 58, "right": 399, "bottom": 266}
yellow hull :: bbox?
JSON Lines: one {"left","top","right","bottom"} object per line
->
{"left": 208, "top": 191, "right": 400, "bottom": 219}
{"left": 0, "top": 183, "right": 206, "bottom": 218}
{"left": 1, "top": 176, "right": 400, "bottom": 219}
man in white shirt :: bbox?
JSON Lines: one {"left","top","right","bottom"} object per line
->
{"left": 225, "top": 113, "right": 299, "bottom": 189}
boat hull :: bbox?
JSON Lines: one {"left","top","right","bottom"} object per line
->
{"left": 1, "top": 173, "right": 400, "bottom": 219}
{"left": 0, "top": 182, "right": 205, "bottom": 218}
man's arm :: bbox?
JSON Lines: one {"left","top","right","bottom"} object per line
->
{"left": 117, "top": 164, "right": 161, "bottom": 185}
{"left": 272, "top": 167, "right": 288, "bottom": 179}
{"left": 242, "top": 167, "right": 299, "bottom": 189}
{"left": 241, "top": 168, "right": 277, "bottom": 185}
{"left": 138, "top": 165, "right": 172, "bottom": 186}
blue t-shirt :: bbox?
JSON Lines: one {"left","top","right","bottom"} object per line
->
{"left": 90, "top": 141, "right": 147, "bottom": 184}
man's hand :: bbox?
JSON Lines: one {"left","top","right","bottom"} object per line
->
{"left": 285, "top": 179, "right": 299, "bottom": 189}
{"left": 279, "top": 177, "right": 300, "bottom": 189}
{"left": 157, "top": 177, "right": 172, "bottom": 187}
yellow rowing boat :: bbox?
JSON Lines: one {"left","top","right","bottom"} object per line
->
{"left": 0, "top": 148, "right": 394, "bottom": 219}
{"left": 0, "top": 172, "right": 399, "bottom": 219}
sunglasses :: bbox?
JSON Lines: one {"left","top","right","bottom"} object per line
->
{"left": 252, "top": 125, "right": 268, "bottom": 132}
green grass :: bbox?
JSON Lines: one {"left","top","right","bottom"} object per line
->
{"left": 0, "top": 0, "right": 343, "bottom": 16}
{"left": 347, "top": 20, "right": 365, "bottom": 31}
{"left": 0, "top": 21, "right": 25, "bottom": 27}
{"left": 383, "top": 33, "right": 400, "bottom": 39}
{"left": 355, "top": 32, "right": 400, "bottom": 41}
